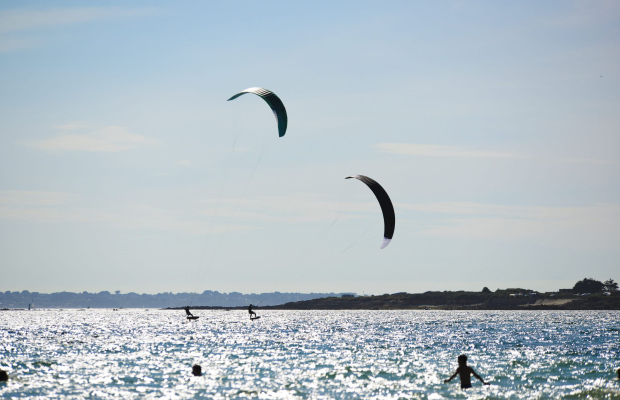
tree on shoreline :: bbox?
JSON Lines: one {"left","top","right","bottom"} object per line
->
{"left": 572, "top": 278, "right": 604, "bottom": 294}
{"left": 603, "top": 279, "right": 618, "bottom": 292}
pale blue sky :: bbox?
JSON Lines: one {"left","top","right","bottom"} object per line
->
{"left": 1, "top": 1, "right": 618, "bottom": 294}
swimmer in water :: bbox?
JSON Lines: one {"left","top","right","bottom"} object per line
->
{"left": 444, "top": 354, "right": 490, "bottom": 389}
{"left": 192, "top": 365, "right": 202, "bottom": 376}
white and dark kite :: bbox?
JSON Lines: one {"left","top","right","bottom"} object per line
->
{"left": 346, "top": 175, "right": 395, "bottom": 249}
{"left": 227, "top": 87, "right": 288, "bottom": 137}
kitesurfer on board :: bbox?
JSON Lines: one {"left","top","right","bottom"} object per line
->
{"left": 248, "top": 304, "right": 257, "bottom": 319}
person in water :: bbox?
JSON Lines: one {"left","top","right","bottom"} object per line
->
{"left": 248, "top": 304, "right": 257, "bottom": 319}
{"left": 0, "top": 369, "right": 8, "bottom": 382}
{"left": 192, "top": 365, "right": 202, "bottom": 377}
{"left": 184, "top": 306, "right": 193, "bottom": 317}
{"left": 444, "top": 354, "right": 490, "bottom": 388}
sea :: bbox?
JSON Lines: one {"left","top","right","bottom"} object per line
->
{"left": 0, "top": 309, "right": 619, "bottom": 399}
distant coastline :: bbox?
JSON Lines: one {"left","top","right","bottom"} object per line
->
{"left": 166, "top": 289, "right": 620, "bottom": 311}
{"left": 0, "top": 290, "right": 344, "bottom": 309}
{"left": 3, "top": 286, "right": 619, "bottom": 311}
{"left": 260, "top": 290, "right": 620, "bottom": 310}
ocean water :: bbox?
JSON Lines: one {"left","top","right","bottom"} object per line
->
{"left": 0, "top": 309, "right": 619, "bottom": 399}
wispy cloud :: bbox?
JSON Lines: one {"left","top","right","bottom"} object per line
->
{"left": 543, "top": 0, "right": 620, "bottom": 27}
{"left": 375, "top": 143, "right": 615, "bottom": 165}
{"left": 0, "top": 190, "right": 74, "bottom": 206}
{"left": 0, "top": 191, "right": 237, "bottom": 235}
{"left": 0, "top": 7, "right": 156, "bottom": 33}
{"left": 375, "top": 143, "right": 523, "bottom": 159}
{"left": 0, "top": 190, "right": 83, "bottom": 224}
{"left": 0, "top": 36, "right": 35, "bottom": 53}
{"left": 400, "top": 201, "right": 620, "bottom": 249}
{"left": 0, "top": 190, "right": 377, "bottom": 237}
{"left": 53, "top": 122, "right": 89, "bottom": 131}
{"left": 198, "top": 193, "right": 375, "bottom": 224}
{"left": 25, "top": 124, "right": 159, "bottom": 152}
{"left": 0, "top": 7, "right": 157, "bottom": 52}
{"left": 555, "top": 157, "right": 616, "bottom": 166}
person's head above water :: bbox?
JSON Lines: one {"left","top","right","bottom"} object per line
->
{"left": 192, "top": 365, "right": 202, "bottom": 376}
{"left": 458, "top": 354, "right": 468, "bottom": 365}
{"left": 0, "top": 369, "right": 8, "bottom": 382}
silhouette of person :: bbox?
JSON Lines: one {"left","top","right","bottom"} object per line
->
{"left": 248, "top": 304, "right": 257, "bottom": 319}
{"left": 444, "top": 354, "right": 490, "bottom": 389}
{"left": 617, "top": 367, "right": 620, "bottom": 380}
{"left": 0, "top": 369, "right": 8, "bottom": 382}
{"left": 184, "top": 306, "right": 193, "bottom": 317}
{"left": 192, "top": 365, "right": 202, "bottom": 377}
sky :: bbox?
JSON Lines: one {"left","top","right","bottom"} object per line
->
{"left": 0, "top": 1, "right": 618, "bottom": 295}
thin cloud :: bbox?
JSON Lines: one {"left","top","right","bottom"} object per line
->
{"left": 0, "top": 7, "right": 157, "bottom": 52}
{"left": 25, "top": 124, "right": 159, "bottom": 152}
{"left": 0, "top": 36, "right": 34, "bottom": 52}
{"left": 401, "top": 201, "right": 620, "bottom": 249}
{"left": 0, "top": 7, "right": 157, "bottom": 34}
{"left": 375, "top": 143, "right": 523, "bottom": 159}
{"left": 0, "top": 193, "right": 238, "bottom": 235}
{"left": 556, "top": 157, "right": 616, "bottom": 166}
{"left": 198, "top": 193, "right": 374, "bottom": 223}
{"left": 53, "top": 122, "right": 89, "bottom": 131}
{"left": 543, "top": 0, "right": 620, "bottom": 28}
{"left": 376, "top": 143, "right": 614, "bottom": 165}
{"left": 0, "top": 190, "right": 74, "bottom": 206}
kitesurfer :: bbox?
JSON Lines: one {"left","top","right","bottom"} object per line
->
{"left": 444, "top": 355, "right": 490, "bottom": 388}
{"left": 248, "top": 304, "right": 257, "bottom": 319}
{"left": 184, "top": 306, "right": 193, "bottom": 318}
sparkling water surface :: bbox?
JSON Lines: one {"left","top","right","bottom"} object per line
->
{"left": 1, "top": 310, "right": 619, "bottom": 399}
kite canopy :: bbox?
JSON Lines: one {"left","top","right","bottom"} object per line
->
{"left": 346, "top": 175, "right": 395, "bottom": 249}
{"left": 227, "top": 87, "right": 288, "bottom": 137}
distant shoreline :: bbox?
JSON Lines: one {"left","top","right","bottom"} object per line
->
{"left": 3, "top": 290, "right": 619, "bottom": 311}
{"left": 166, "top": 291, "right": 620, "bottom": 311}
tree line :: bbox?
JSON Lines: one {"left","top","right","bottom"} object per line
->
{"left": 0, "top": 290, "right": 341, "bottom": 309}
{"left": 572, "top": 278, "right": 618, "bottom": 294}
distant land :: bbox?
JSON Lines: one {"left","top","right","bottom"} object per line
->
{"left": 261, "top": 289, "right": 620, "bottom": 310}
{"left": 0, "top": 290, "right": 349, "bottom": 309}
{"left": 169, "top": 288, "right": 620, "bottom": 311}
{"left": 3, "top": 281, "right": 619, "bottom": 311}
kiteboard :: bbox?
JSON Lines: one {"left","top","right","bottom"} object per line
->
{"left": 187, "top": 316, "right": 199, "bottom": 320}
{"left": 250, "top": 316, "right": 261, "bottom": 321}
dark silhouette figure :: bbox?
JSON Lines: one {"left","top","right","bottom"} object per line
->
{"left": 0, "top": 369, "right": 8, "bottom": 382}
{"left": 192, "top": 365, "right": 202, "bottom": 376}
{"left": 444, "top": 355, "right": 489, "bottom": 389}
{"left": 248, "top": 304, "right": 257, "bottom": 319}
{"left": 184, "top": 306, "right": 193, "bottom": 317}
{"left": 617, "top": 367, "right": 620, "bottom": 380}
